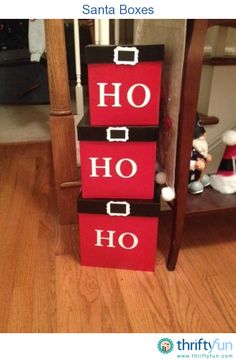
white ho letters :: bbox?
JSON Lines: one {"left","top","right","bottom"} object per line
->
{"left": 89, "top": 157, "right": 137, "bottom": 178}
{"left": 95, "top": 229, "right": 139, "bottom": 250}
{"left": 97, "top": 82, "right": 151, "bottom": 108}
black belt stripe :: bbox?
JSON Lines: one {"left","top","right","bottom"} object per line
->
{"left": 77, "top": 115, "right": 159, "bottom": 142}
{"left": 85, "top": 44, "right": 164, "bottom": 64}
{"left": 77, "top": 189, "right": 160, "bottom": 217}
{"left": 218, "top": 159, "right": 234, "bottom": 172}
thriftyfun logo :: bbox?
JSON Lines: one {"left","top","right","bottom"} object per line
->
{"left": 157, "top": 338, "right": 174, "bottom": 354}
{"left": 177, "top": 338, "right": 233, "bottom": 353}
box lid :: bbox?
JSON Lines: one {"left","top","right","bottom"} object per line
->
{"left": 85, "top": 44, "right": 164, "bottom": 64}
{"left": 77, "top": 187, "right": 160, "bottom": 217}
{"left": 77, "top": 114, "right": 159, "bottom": 142}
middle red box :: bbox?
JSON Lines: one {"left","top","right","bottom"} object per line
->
{"left": 78, "top": 115, "right": 158, "bottom": 200}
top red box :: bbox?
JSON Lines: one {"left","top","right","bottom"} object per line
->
{"left": 85, "top": 44, "right": 164, "bottom": 126}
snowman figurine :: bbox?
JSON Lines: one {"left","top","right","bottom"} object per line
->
{"left": 188, "top": 113, "right": 212, "bottom": 194}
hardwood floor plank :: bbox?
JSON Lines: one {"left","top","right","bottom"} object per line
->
{"left": 95, "top": 268, "right": 132, "bottom": 332}
{"left": 116, "top": 269, "right": 180, "bottom": 332}
{"left": 56, "top": 255, "right": 83, "bottom": 333}
{"left": 55, "top": 225, "right": 77, "bottom": 256}
{"left": 56, "top": 257, "right": 132, "bottom": 332}
{"left": 0, "top": 155, "right": 39, "bottom": 331}
{"left": 31, "top": 217, "right": 57, "bottom": 333}
{"left": 203, "top": 275, "right": 236, "bottom": 332}
{"left": 176, "top": 263, "right": 230, "bottom": 332}
{"left": 156, "top": 268, "right": 211, "bottom": 332}
{"left": 175, "top": 214, "right": 236, "bottom": 332}
{"left": 0, "top": 143, "right": 56, "bottom": 332}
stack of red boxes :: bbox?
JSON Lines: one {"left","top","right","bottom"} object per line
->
{"left": 77, "top": 44, "right": 164, "bottom": 271}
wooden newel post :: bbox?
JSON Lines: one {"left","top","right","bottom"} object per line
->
{"left": 45, "top": 19, "right": 79, "bottom": 224}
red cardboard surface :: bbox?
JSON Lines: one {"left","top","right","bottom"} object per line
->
{"left": 80, "top": 140, "right": 157, "bottom": 199}
{"left": 78, "top": 213, "right": 158, "bottom": 272}
{"left": 88, "top": 61, "right": 162, "bottom": 126}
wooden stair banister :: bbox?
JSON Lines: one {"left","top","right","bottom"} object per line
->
{"left": 45, "top": 19, "right": 79, "bottom": 224}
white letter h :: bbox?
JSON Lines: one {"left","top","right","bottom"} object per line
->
{"left": 97, "top": 82, "right": 122, "bottom": 107}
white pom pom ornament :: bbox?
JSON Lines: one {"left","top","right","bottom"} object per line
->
{"left": 222, "top": 130, "right": 236, "bottom": 146}
{"left": 155, "top": 171, "right": 167, "bottom": 185}
{"left": 161, "top": 186, "right": 176, "bottom": 202}
{"left": 155, "top": 167, "right": 176, "bottom": 201}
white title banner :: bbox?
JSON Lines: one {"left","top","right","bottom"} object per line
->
{"left": 2, "top": 0, "right": 236, "bottom": 18}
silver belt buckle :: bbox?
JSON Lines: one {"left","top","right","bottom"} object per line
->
{"left": 106, "top": 201, "right": 131, "bottom": 216}
{"left": 106, "top": 127, "right": 129, "bottom": 142}
{"left": 113, "top": 46, "right": 139, "bottom": 66}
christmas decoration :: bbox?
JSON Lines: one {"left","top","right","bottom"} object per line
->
{"left": 77, "top": 43, "right": 164, "bottom": 271}
{"left": 188, "top": 113, "right": 212, "bottom": 194}
{"left": 210, "top": 130, "right": 236, "bottom": 194}
{"left": 78, "top": 115, "right": 158, "bottom": 199}
{"left": 77, "top": 189, "right": 160, "bottom": 272}
{"left": 85, "top": 44, "right": 164, "bottom": 126}
{"left": 155, "top": 163, "right": 175, "bottom": 202}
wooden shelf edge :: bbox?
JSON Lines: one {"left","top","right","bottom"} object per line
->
{"left": 185, "top": 187, "right": 236, "bottom": 216}
{"left": 168, "top": 187, "right": 236, "bottom": 216}
{"left": 203, "top": 57, "right": 236, "bottom": 66}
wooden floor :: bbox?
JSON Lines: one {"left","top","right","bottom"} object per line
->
{"left": 0, "top": 142, "right": 235, "bottom": 333}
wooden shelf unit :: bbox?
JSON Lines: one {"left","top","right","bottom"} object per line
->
{"left": 167, "top": 19, "right": 236, "bottom": 271}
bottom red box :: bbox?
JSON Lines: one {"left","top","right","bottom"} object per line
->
{"left": 77, "top": 190, "right": 160, "bottom": 272}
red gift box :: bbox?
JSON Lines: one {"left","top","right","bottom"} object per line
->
{"left": 78, "top": 115, "right": 158, "bottom": 199}
{"left": 85, "top": 44, "right": 164, "bottom": 126}
{"left": 77, "top": 190, "right": 160, "bottom": 271}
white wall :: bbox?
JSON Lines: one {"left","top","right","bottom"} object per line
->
{"left": 198, "top": 65, "right": 236, "bottom": 150}
{"left": 133, "top": 19, "right": 186, "bottom": 188}
{"left": 206, "top": 65, "right": 236, "bottom": 148}
{"left": 197, "top": 65, "right": 213, "bottom": 115}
